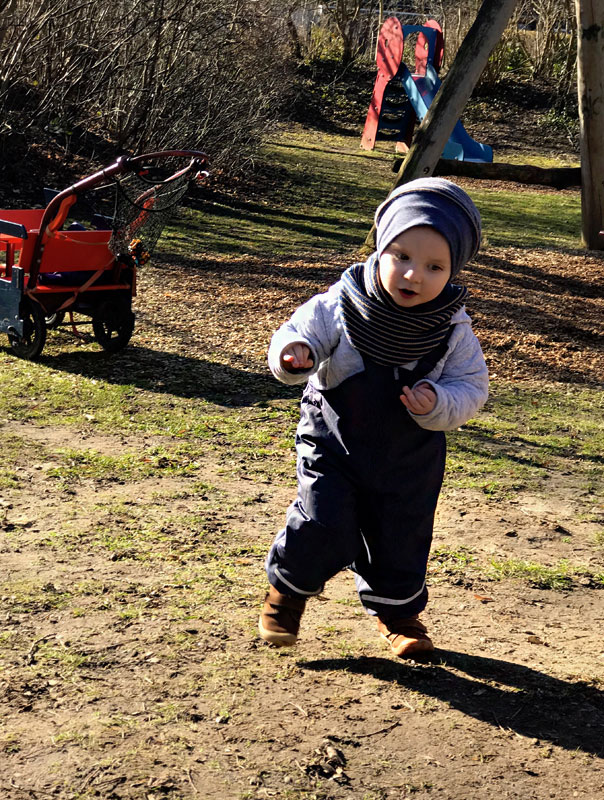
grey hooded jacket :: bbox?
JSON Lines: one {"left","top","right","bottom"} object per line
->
{"left": 268, "top": 279, "right": 489, "bottom": 432}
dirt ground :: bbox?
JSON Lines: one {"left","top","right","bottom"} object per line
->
{"left": 1, "top": 219, "right": 603, "bottom": 798}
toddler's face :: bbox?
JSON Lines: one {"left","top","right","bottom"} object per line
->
{"left": 379, "top": 226, "right": 451, "bottom": 307}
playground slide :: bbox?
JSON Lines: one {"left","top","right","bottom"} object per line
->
{"left": 401, "top": 64, "right": 493, "bottom": 162}
{"left": 361, "top": 18, "right": 492, "bottom": 161}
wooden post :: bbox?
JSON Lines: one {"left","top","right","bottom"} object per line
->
{"left": 576, "top": 0, "right": 604, "bottom": 250}
{"left": 364, "top": 0, "right": 518, "bottom": 251}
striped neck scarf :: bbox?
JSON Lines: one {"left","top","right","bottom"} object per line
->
{"left": 339, "top": 254, "right": 468, "bottom": 366}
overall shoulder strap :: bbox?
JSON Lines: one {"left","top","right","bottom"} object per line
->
{"left": 399, "top": 325, "right": 454, "bottom": 389}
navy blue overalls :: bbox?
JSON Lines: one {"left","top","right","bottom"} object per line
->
{"left": 266, "top": 339, "right": 449, "bottom": 621}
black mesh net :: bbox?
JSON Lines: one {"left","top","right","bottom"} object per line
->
{"left": 109, "top": 165, "right": 191, "bottom": 264}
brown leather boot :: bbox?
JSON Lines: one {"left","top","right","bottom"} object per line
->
{"left": 377, "top": 615, "right": 434, "bottom": 658}
{"left": 258, "top": 585, "right": 306, "bottom": 646}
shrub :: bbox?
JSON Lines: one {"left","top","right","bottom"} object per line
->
{"left": 0, "top": 0, "right": 294, "bottom": 173}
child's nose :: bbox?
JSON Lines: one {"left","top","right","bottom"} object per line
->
{"left": 403, "top": 265, "right": 419, "bottom": 281}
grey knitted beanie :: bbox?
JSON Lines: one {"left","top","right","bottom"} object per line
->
{"left": 374, "top": 177, "right": 482, "bottom": 279}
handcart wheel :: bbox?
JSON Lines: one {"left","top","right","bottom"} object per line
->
{"left": 45, "top": 310, "right": 65, "bottom": 330}
{"left": 92, "top": 298, "right": 135, "bottom": 353}
{"left": 8, "top": 299, "right": 47, "bottom": 360}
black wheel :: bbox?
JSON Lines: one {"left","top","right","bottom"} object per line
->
{"left": 45, "top": 310, "right": 66, "bottom": 330}
{"left": 8, "top": 299, "right": 47, "bottom": 360}
{"left": 92, "top": 298, "right": 135, "bottom": 353}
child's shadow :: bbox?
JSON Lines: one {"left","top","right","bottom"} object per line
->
{"left": 301, "top": 651, "right": 603, "bottom": 757}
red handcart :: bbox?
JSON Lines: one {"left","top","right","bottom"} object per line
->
{"left": 0, "top": 150, "right": 208, "bottom": 359}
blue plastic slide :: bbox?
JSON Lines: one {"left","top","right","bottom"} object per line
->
{"left": 401, "top": 64, "right": 493, "bottom": 162}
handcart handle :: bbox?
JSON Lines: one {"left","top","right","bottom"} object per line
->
{"left": 0, "top": 219, "right": 28, "bottom": 239}
{"left": 122, "top": 150, "right": 208, "bottom": 170}
{"left": 28, "top": 150, "right": 208, "bottom": 289}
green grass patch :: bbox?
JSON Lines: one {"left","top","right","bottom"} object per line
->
{"left": 162, "top": 131, "right": 390, "bottom": 260}
{"left": 429, "top": 546, "right": 477, "bottom": 580}
{"left": 0, "top": 434, "right": 28, "bottom": 488}
{"left": 479, "top": 383, "right": 604, "bottom": 455}
{"left": 158, "top": 127, "right": 581, "bottom": 260}
{"left": 0, "top": 580, "right": 72, "bottom": 614}
{"left": 0, "top": 466, "right": 18, "bottom": 489}
{"left": 488, "top": 558, "right": 604, "bottom": 590}
{"left": 38, "top": 494, "right": 270, "bottom": 570}
{"left": 41, "top": 496, "right": 234, "bottom": 562}
{"left": 471, "top": 186, "right": 580, "bottom": 249}
{"left": 0, "top": 355, "right": 296, "bottom": 466}
{"left": 429, "top": 549, "right": 604, "bottom": 591}
{"left": 1, "top": 351, "right": 601, "bottom": 502}
{"left": 445, "top": 381, "right": 603, "bottom": 498}
{"left": 34, "top": 643, "right": 89, "bottom": 675}
{"left": 46, "top": 444, "right": 203, "bottom": 488}
{"left": 497, "top": 152, "right": 579, "bottom": 169}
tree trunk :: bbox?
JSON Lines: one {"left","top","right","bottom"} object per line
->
{"left": 575, "top": 0, "right": 604, "bottom": 250}
{"left": 364, "top": 0, "right": 518, "bottom": 251}
{"left": 286, "top": 11, "right": 303, "bottom": 61}
{"left": 428, "top": 159, "right": 580, "bottom": 188}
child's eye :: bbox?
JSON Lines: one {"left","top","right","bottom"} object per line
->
{"left": 429, "top": 264, "right": 444, "bottom": 271}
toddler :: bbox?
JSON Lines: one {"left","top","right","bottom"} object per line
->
{"left": 259, "top": 177, "right": 488, "bottom": 657}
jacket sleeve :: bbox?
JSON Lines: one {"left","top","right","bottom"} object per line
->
{"left": 409, "top": 324, "right": 489, "bottom": 431}
{"left": 267, "top": 283, "right": 342, "bottom": 385}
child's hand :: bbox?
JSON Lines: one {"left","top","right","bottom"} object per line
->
{"left": 400, "top": 382, "right": 437, "bottom": 415}
{"left": 281, "top": 342, "right": 314, "bottom": 372}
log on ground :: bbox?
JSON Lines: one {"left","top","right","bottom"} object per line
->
{"left": 392, "top": 158, "right": 581, "bottom": 189}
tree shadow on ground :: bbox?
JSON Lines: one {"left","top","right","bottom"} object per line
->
{"left": 152, "top": 250, "right": 603, "bottom": 385}
{"left": 180, "top": 197, "right": 371, "bottom": 255}
{"left": 23, "top": 242, "right": 602, "bottom": 402}
{"left": 471, "top": 252, "right": 602, "bottom": 299}
{"left": 153, "top": 252, "right": 347, "bottom": 288}
{"left": 35, "top": 346, "right": 300, "bottom": 406}
{"left": 188, "top": 190, "right": 369, "bottom": 226}
{"left": 302, "top": 652, "right": 604, "bottom": 757}
{"left": 455, "top": 423, "right": 604, "bottom": 468}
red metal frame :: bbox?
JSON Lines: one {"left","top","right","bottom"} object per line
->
{"left": 361, "top": 17, "right": 404, "bottom": 151}
{"left": 0, "top": 149, "right": 207, "bottom": 316}
{"left": 416, "top": 20, "right": 444, "bottom": 75}
{"left": 361, "top": 18, "right": 444, "bottom": 152}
